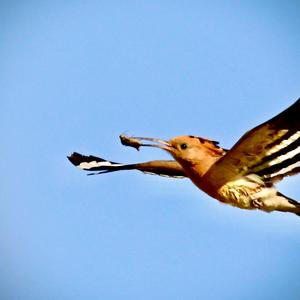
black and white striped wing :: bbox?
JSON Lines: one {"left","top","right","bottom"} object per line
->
{"left": 205, "top": 98, "right": 300, "bottom": 187}
{"left": 67, "top": 152, "right": 186, "bottom": 178}
{"left": 67, "top": 152, "right": 124, "bottom": 172}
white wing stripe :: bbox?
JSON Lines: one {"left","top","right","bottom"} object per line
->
{"left": 268, "top": 161, "right": 300, "bottom": 178}
{"left": 254, "top": 132, "right": 300, "bottom": 173}
{"left": 267, "top": 145, "right": 300, "bottom": 166}
{"left": 265, "top": 131, "right": 300, "bottom": 156}
{"left": 78, "top": 161, "right": 123, "bottom": 170}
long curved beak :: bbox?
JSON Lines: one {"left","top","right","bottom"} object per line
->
{"left": 120, "top": 135, "right": 173, "bottom": 152}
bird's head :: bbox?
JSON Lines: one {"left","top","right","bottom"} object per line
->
{"left": 167, "top": 135, "right": 223, "bottom": 163}
{"left": 123, "top": 135, "right": 226, "bottom": 167}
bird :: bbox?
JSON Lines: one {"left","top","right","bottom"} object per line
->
{"left": 68, "top": 98, "right": 300, "bottom": 216}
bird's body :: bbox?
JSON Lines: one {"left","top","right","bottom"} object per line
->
{"left": 68, "top": 98, "right": 300, "bottom": 216}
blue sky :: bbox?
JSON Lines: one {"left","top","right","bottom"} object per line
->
{"left": 1, "top": 1, "right": 300, "bottom": 299}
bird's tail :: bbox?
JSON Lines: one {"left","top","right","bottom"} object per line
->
{"left": 67, "top": 152, "right": 186, "bottom": 178}
{"left": 275, "top": 192, "right": 300, "bottom": 216}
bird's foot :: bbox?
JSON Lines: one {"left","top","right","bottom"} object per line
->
{"left": 252, "top": 198, "right": 264, "bottom": 208}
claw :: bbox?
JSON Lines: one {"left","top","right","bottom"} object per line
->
{"left": 252, "top": 198, "right": 264, "bottom": 208}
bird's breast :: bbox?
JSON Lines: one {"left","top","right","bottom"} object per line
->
{"left": 216, "top": 175, "right": 276, "bottom": 209}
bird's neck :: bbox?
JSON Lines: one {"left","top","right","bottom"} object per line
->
{"left": 178, "top": 154, "right": 222, "bottom": 196}
{"left": 186, "top": 155, "right": 220, "bottom": 175}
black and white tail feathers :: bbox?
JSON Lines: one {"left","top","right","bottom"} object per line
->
{"left": 276, "top": 192, "right": 300, "bottom": 216}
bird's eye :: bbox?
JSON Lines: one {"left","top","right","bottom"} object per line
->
{"left": 180, "top": 143, "right": 188, "bottom": 150}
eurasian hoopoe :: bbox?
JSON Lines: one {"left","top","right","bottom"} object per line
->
{"left": 68, "top": 98, "right": 300, "bottom": 216}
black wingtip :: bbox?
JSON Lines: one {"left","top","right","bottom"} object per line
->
{"left": 67, "top": 152, "right": 83, "bottom": 166}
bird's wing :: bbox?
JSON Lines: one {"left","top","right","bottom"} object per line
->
{"left": 204, "top": 98, "right": 300, "bottom": 188}
{"left": 68, "top": 152, "right": 186, "bottom": 178}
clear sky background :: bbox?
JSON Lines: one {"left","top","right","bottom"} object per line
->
{"left": 1, "top": 1, "right": 300, "bottom": 299}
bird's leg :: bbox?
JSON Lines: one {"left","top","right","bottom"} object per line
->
{"left": 251, "top": 198, "right": 264, "bottom": 208}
